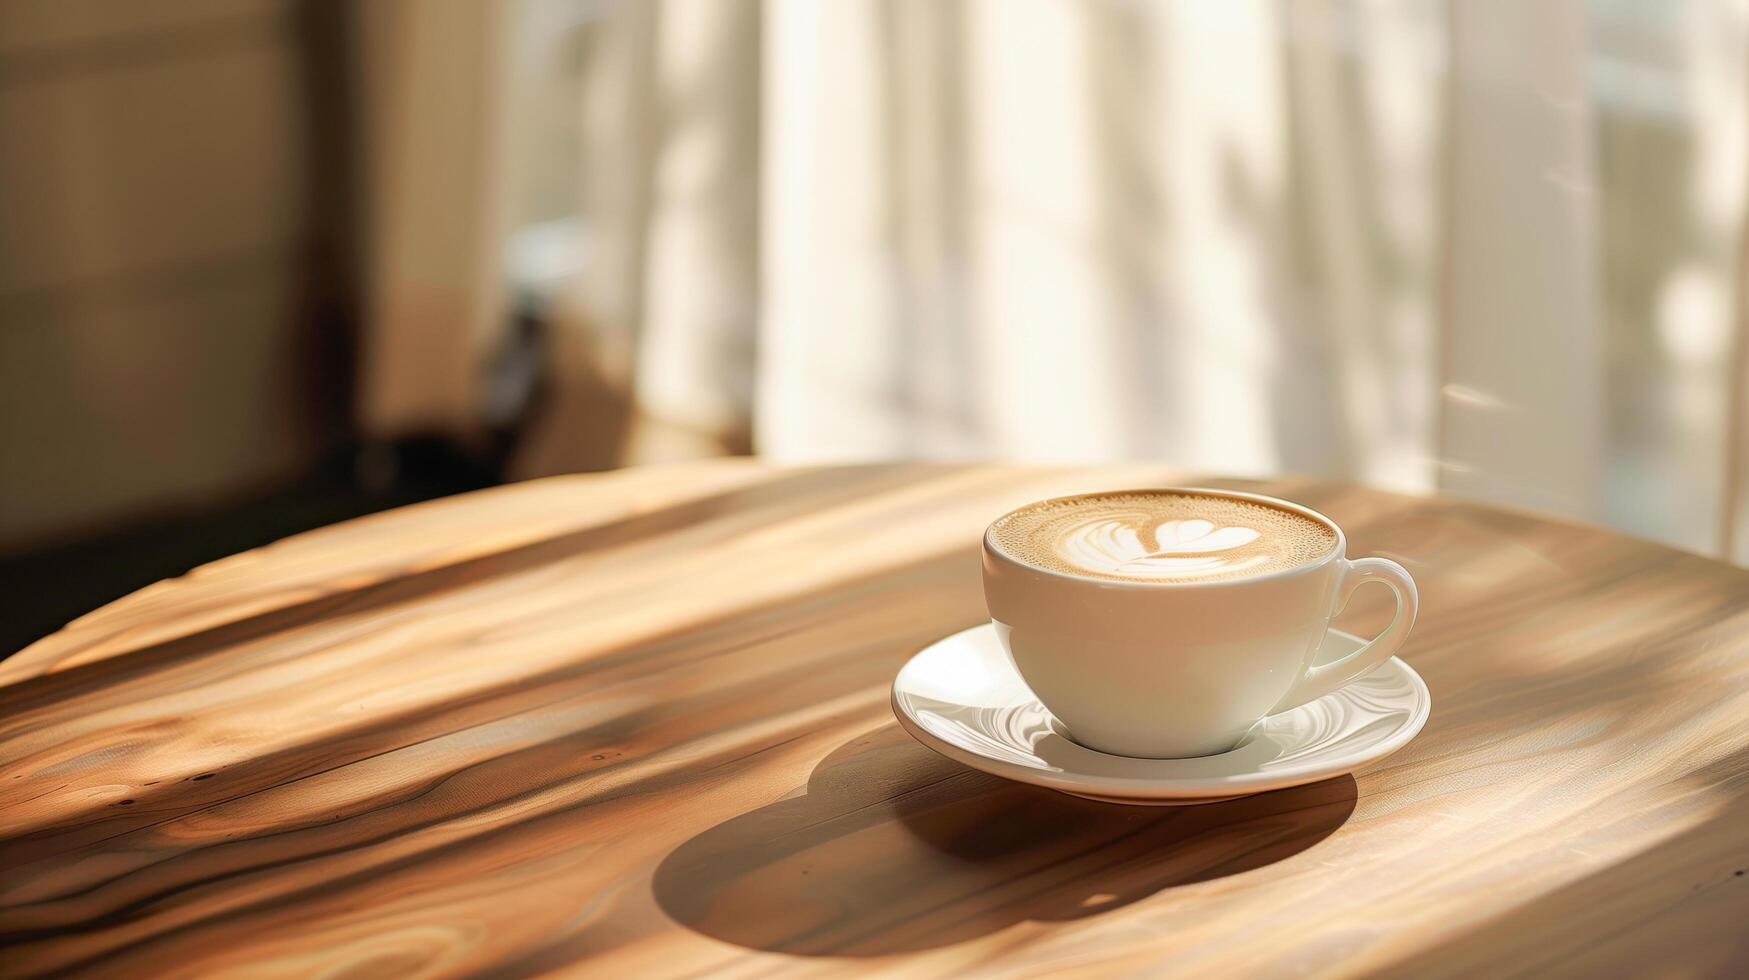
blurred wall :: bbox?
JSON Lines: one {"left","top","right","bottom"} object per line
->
{"left": 0, "top": 0, "right": 350, "bottom": 552}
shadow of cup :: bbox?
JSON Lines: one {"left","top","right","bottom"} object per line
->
{"left": 653, "top": 724, "right": 1356, "bottom": 957}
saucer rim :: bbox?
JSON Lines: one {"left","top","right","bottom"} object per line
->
{"left": 890, "top": 623, "right": 1431, "bottom": 800}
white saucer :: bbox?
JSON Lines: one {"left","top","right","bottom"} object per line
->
{"left": 891, "top": 624, "right": 1430, "bottom": 805}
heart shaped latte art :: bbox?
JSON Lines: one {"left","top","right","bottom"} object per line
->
{"left": 1054, "top": 517, "right": 1270, "bottom": 579}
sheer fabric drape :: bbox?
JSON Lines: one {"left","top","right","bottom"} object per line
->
{"left": 357, "top": 0, "right": 1749, "bottom": 561}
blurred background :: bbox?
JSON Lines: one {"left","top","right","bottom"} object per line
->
{"left": 3, "top": 0, "right": 1748, "bottom": 653}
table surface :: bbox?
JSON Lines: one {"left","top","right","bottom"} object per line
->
{"left": 3, "top": 461, "right": 1748, "bottom": 977}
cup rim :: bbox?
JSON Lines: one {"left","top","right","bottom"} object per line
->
{"left": 982, "top": 486, "right": 1347, "bottom": 590}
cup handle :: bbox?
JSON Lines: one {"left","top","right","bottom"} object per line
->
{"left": 1275, "top": 556, "right": 1419, "bottom": 711}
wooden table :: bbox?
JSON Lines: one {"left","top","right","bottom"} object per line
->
{"left": 3, "top": 462, "right": 1748, "bottom": 977}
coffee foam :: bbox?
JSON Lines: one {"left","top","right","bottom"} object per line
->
{"left": 990, "top": 491, "right": 1337, "bottom": 583}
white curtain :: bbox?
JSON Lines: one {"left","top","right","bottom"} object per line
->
{"left": 360, "top": 0, "right": 1749, "bottom": 562}
{"left": 759, "top": 0, "right": 1444, "bottom": 487}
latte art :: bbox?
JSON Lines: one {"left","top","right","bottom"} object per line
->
{"left": 990, "top": 491, "right": 1337, "bottom": 583}
{"left": 1059, "top": 517, "right": 1268, "bottom": 579}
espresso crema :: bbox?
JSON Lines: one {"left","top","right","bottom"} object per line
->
{"left": 990, "top": 490, "right": 1337, "bottom": 583}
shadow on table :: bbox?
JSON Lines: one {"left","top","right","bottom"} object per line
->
{"left": 652, "top": 724, "right": 1355, "bottom": 957}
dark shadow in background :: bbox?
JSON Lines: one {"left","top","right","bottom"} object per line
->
{"left": 0, "top": 2, "right": 539, "bottom": 658}
{"left": 654, "top": 724, "right": 1356, "bottom": 957}
{"left": 0, "top": 440, "right": 500, "bottom": 659}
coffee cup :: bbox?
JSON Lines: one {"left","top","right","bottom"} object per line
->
{"left": 983, "top": 487, "right": 1417, "bottom": 759}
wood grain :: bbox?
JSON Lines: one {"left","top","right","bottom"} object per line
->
{"left": 2, "top": 461, "right": 1748, "bottom": 977}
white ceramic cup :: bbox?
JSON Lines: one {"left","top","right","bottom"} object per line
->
{"left": 983, "top": 488, "right": 1418, "bottom": 759}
